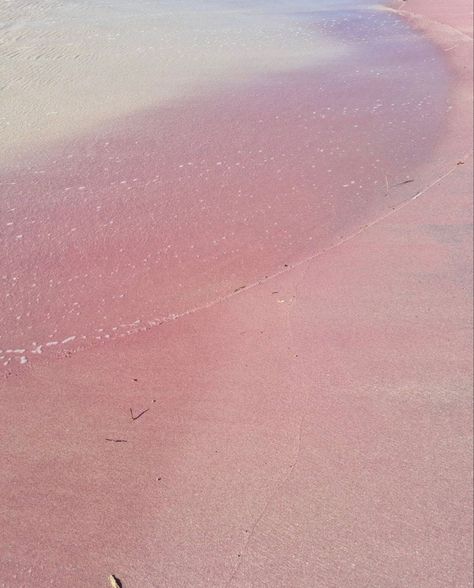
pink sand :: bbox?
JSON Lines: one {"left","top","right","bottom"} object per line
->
{"left": 1, "top": 1, "right": 472, "bottom": 586}
{"left": 0, "top": 8, "right": 451, "bottom": 370}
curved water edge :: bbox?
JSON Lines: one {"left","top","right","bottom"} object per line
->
{"left": 0, "top": 1, "right": 453, "bottom": 372}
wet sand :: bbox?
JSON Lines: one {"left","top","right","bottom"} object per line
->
{"left": 1, "top": 1, "right": 472, "bottom": 586}
{"left": 0, "top": 5, "right": 451, "bottom": 369}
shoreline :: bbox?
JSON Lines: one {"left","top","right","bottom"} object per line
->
{"left": 0, "top": 4, "right": 455, "bottom": 373}
{"left": 1, "top": 1, "right": 472, "bottom": 586}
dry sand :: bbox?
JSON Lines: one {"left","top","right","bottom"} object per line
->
{"left": 0, "top": 0, "right": 472, "bottom": 586}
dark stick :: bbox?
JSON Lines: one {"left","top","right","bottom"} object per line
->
{"left": 394, "top": 179, "right": 415, "bottom": 187}
{"left": 130, "top": 407, "right": 150, "bottom": 421}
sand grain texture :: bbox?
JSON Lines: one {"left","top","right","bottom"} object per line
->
{"left": 0, "top": 0, "right": 472, "bottom": 586}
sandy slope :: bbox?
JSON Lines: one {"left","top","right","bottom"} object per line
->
{"left": 0, "top": 1, "right": 472, "bottom": 586}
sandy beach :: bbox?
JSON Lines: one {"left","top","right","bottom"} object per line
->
{"left": 0, "top": 0, "right": 472, "bottom": 586}
{"left": 0, "top": 1, "right": 453, "bottom": 370}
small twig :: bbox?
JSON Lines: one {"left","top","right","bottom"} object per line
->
{"left": 130, "top": 407, "right": 150, "bottom": 421}
{"left": 106, "top": 438, "right": 128, "bottom": 443}
{"left": 385, "top": 177, "right": 415, "bottom": 194}
{"left": 393, "top": 178, "right": 415, "bottom": 187}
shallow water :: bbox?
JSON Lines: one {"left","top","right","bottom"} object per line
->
{"left": 0, "top": 0, "right": 352, "bottom": 163}
{"left": 0, "top": 1, "right": 451, "bottom": 369}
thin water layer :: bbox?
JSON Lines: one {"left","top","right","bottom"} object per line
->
{"left": 0, "top": 1, "right": 451, "bottom": 369}
{"left": 0, "top": 0, "right": 349, "bottom": 164}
